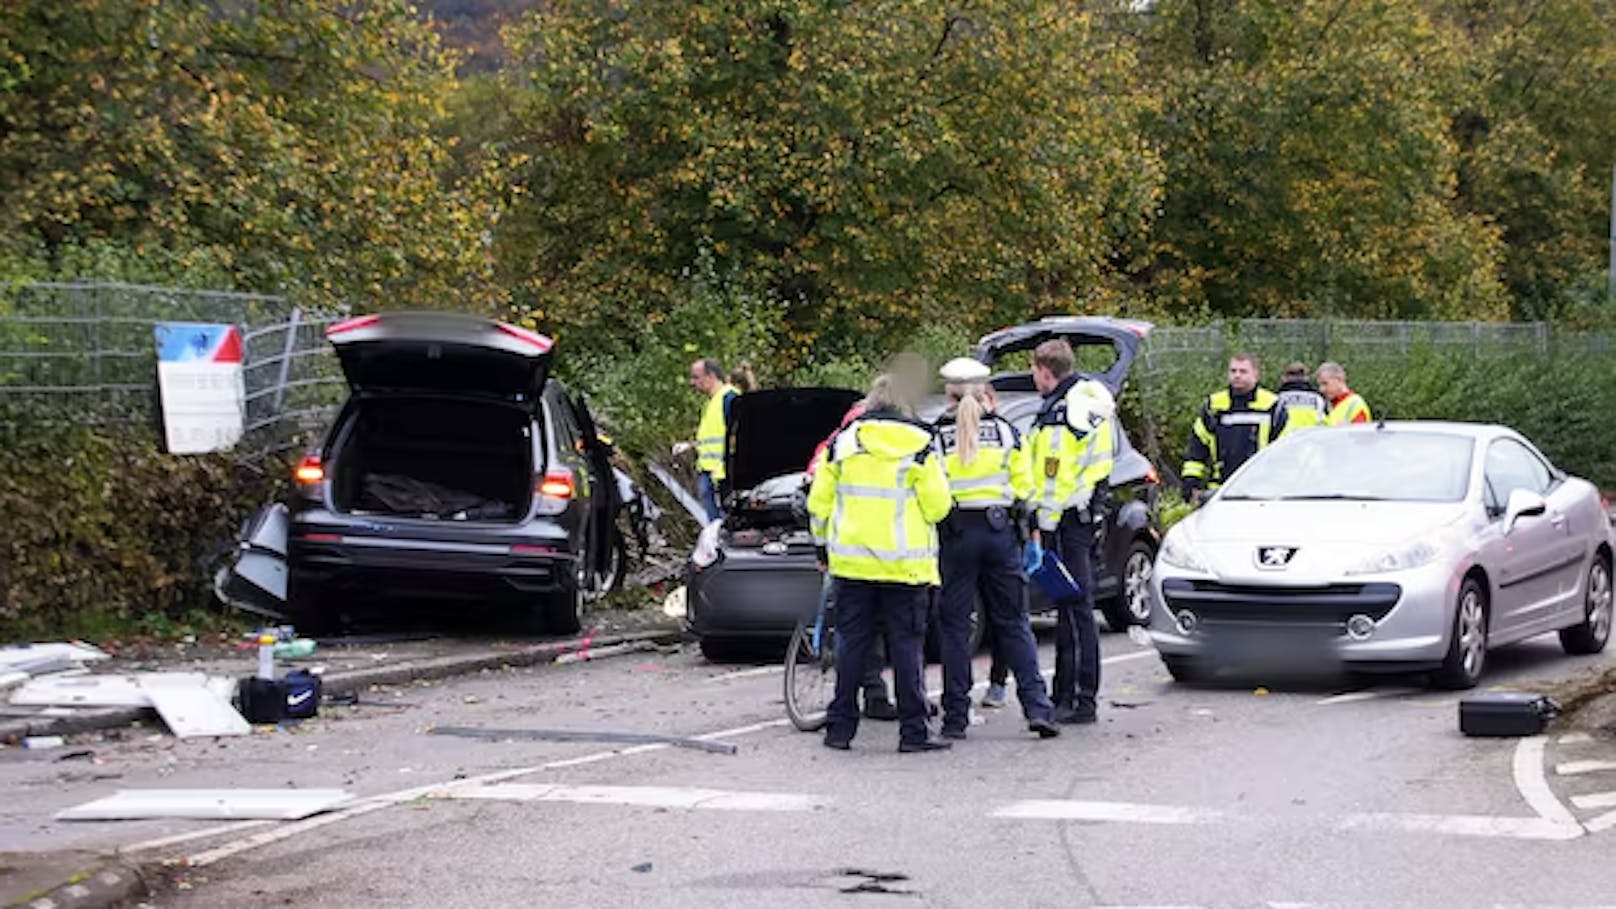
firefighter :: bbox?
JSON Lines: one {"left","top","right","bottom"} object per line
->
{"left": 1028, "top": 340, "right": 1116, "bottom": 725}
{"left": 1180, "top": 353, "right": 1287, "bottom": 504}
{"left": 933, "top": 357, "right": 1059, "bottom": 741}
{"left": 808, "top": 374, "right": 954, "bottom": 752}
{"left": 1274, "top": 361, "right": 1328, "bottom": 437}
{"left": 1317, "top": 361, "right": 1373, "bottom": 426}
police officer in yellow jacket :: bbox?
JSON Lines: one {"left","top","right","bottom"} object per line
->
{"left": 1274, "top": 362, "right": 1327, "bottom": 438}
{"left": 1028, "top": 340, "right": 1116, "bottom": 725}
{"left": 808, "top": 374, "right": 954, "bottom": 752}
{"left": 933, "top": 358, "right": 1059, "bottom": 741}
{"left": 1181, "top": 353, "right": 1287, "bottom": 503}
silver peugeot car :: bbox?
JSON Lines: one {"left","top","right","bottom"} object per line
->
{"left": 1148, "top": 422, "right": 1613, "bottom": 688}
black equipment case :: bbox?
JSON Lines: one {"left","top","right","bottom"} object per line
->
{"left": 1459, "top": 692, "right": 1560, "bottom": 737}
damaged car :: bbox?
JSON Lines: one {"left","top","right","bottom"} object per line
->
{"left": 215, "top": 311, "right": 647, "bottom": 634}
{"left": 683, "top": 387, "right": 862, "bottom": 660}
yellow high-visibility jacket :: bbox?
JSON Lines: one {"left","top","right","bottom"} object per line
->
{"left": 934, "top": 410, "right": 1033, "bottom": 509}
{"left": 1029, "top": 376, "right": 1116, "bottom": 532}
{"left": 696, "top": 383, "right": 738, "bottom": 480}
{"left": 808, "top": 413, "right": 952, "bottom": 586}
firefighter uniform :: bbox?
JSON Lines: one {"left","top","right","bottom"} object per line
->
{"left": 1029, "top": 375, "right": 1116, "bottom": 721}
{"left": 1180, "top": 387, "right": 1285, "bottom": 498}
{"left": 933, "top": 362, "right": 1058, "bottom": 740}
{"left": 1275, "top": 379, "right": 1328, "bottom": 438}
{"left": 807, "top": 411, "right": 953, "bottom": 751}
{"left": 695, "top": 381, "right": 739, "bottom": 518}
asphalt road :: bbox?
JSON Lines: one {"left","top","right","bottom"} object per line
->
{"left": 16, "top": 621, "right": 1616, "bottom": 908}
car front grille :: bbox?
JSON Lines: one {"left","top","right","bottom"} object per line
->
{"left": 1160, "top": 579, "right": 1401, "bottom": 625}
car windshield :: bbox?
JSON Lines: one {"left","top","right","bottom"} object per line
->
{"left": 1219, "top": 430, "right": 1474, "bottom": 503}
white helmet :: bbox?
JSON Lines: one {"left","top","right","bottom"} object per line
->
{"left": 1064, "top": 378, "right": 1115, "bottom": 431}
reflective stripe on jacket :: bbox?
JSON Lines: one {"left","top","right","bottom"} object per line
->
{"left": 1326, "top": 391, "right": 1372, "bottom": 426}
{"left": 1181, "top": 387, "right": 1282, "bottom": 489}
{"left": 1029, "top": 375, "right": 1117, "bottom": 532}
{"left": 696, "top": 383, "right": 738, "bottom": 479}
{"left": 807, "top": 413, "right": 952, "bottom": 586}
{"left": 934, "top": 412, "right": 1032, "bottom": 509}
{"left": 1275, "top": 383, "right": 1327, "bottom": 437}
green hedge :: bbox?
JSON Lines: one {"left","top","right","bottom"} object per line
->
{"left": 0, "top": 425, "right": 280, "bottom": 639}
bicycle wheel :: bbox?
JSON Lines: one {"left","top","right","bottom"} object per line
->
{"left": 784, "top": 619, "right": 835, "bottom": 732}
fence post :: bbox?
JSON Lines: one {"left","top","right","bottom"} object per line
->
{"left": 1534, "top": 322, "right": 1548, "bottom": 356}
{"left": 271, "top": 307, "right": 303, "bottom": 414}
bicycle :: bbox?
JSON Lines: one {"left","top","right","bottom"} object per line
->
{"left": 783, "top": 574, "right": 837, "bottom": 732}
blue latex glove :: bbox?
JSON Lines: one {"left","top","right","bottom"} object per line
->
{"left": 1021, "top": 538, "right": 1044, "bottom": 576}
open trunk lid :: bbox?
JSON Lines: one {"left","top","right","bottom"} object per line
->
{"left": 971, "top": 316, "right": 1153, "bottom": 396}
{"left": 726, "top": 387, "right": 862, "bottom": 493}
{"left": 327, "top": 312, "right": 553, "bottom": 406}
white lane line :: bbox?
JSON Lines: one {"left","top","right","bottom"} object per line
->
{"left": 1337, "top": 812, "right": 1583, "bottom": 841}
{"left": 1584, "top": 809, "right": 1616, "bottom": 834}
{"left": 993, "top": 799, "right": 1220, "bottom": 825}
{"left": 1315, "top": 691, "right": 1381, "bottom": 706}
{"left": 1559, "top": 732, "right": 1595, "bottom": 745}
{"left": 1514, "top": 736, "right": 1581, "bottom": 830}
{"left": 433, "top": 782, "right": 824, "bottom": 812}
{"left": 1103, "top": 649, "right": 1157, "bottom": 666}
{"left": 120, "top": 819, "right": 274, "bottom": 854}
{"left": 1571, "top": 791, "right": 1616, "bottom": 810}
{"left": 705, "top": 665, "right": 782, "bottom": 683}
{"left": 1555, "top": 759, "right": 1616, "bottom": 776}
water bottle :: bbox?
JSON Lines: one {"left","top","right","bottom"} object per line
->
{"left": 272, "top": 639, "right": 317, "bottom": 659}
{"left": 256, "top": 633, "right": 276, "bottom": 680}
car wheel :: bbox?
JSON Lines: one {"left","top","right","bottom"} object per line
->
{"left": 1432, "top": 576, "right": 1488, "bottom": 690}
{"left": 699, "top": 636, "right": 749, "bottom": 663}
{"left": 284, "top": 579, "right": 344, "bottom": 636}
{"left": 539, "top": 565, "right": 585, "bottom": 637}
{"left": 1559, "top": 554, "right": 1613, "bottom": 656}
{"left": 598, "top": 532, "right": 628, "bottom": 594}
{"left": 1161, "top": 655, "right": 1206, "bottom": 684}
{"left": 1101, "top": 539, "right": 1156, "bottom": 632}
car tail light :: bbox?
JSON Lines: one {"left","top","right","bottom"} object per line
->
{"left": 294, "top": 455, "right": 326, "bottom": 485}
{"left": 325, "top": 314, "right": 381, "bottom": 336}
{"left": 511, "top": 543, "right": 558, "bottom": 556}
{"left": 497, "top": 322, "right": 554, "bottom": 352}
{"left": 534, "top": 468, "right": 575, "bottom": 515}
{"left": 300, "top": 533, "right": 340, "bottom": 543}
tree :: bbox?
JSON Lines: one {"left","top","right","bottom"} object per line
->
{"left": 1134, "top": 0, "right": 1509, "bottom": 320}
{"left": 496, "top": 0, "right": 1163, "bottom": 361}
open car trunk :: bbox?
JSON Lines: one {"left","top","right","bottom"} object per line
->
{"left": 723, "top": 387, "right": 861, "bottom": 535}
{"left": 330, "top": 396, "right": 534, "bottom": 523}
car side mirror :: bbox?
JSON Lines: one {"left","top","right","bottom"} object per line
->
{"left": 1503, "top": 489, "right": 1548, "bottom": 535}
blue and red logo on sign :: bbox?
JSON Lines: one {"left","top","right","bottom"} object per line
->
{"left": 153, "top": 323, "right": 244, "bottom": 365}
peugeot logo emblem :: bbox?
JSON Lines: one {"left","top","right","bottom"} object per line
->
{"left": 1256, "top": 546, "right": 1297, "bottom": 569}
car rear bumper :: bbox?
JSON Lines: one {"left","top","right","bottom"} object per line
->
{"left": 1146, "top": 560, "right": 1455, "bottom": 667}
{"left": 686, "top": 549, "right": 824, "bottom": 639}
{"left": 288, "top": 524, "right": 576, "bottom": 601}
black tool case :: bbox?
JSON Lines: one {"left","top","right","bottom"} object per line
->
{"left": 1459, "top": 692, "right": 1560, "bottom": 737}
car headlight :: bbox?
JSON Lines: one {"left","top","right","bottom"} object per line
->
{"left": 1344, "top": 539, "right": 1441, "bottom": 576}
{"left": 690, "top": 520, "right": 724, "bottom": 570}
{"left": 1159, "top": 529, "right": 1211, "bottom": 574}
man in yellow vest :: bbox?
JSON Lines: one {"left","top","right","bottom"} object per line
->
{"left": 1028, "top": 340, "right": 1117, "bottom": 725}
{"left": 1181, "top": 353, "right": 1287, "bottom": 504}
{"left": 809, "top": 374, "right": 954, "bottom": 752}
{"left": 686, "top": 358, "right": 739, "bottom": 520}
{"left": 1317, "top": 361, "right": 1372, "bottom": 426}
{"left": 1274, "top": 362, "right": 1327, "bottom": 438}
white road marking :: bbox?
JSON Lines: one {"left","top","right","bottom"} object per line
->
{"left": 1555, "top": 759, "right": 1616, "bottom": 776}
{"left": 705, "top": 665, "right": 782, "bottom": 683}
{"left": 433, "top": 782, "right": 824, "bottom": 812}
{"left": 1337, "top": 812, "right": 1582, "bottom": 841}
{"left": 1559, "top": 732, "right": 1595, "bottom": 745}
{"left": 1314, "top": 691, "right": 1381, "bottom": 706}
{"left": 993, "top": 799, "right": 1221, "bottom": 824}
{"left": 1571, "top": 791, "right": 1616, "bottom": 810}
{"left": 1514, "top": 736, "right": 1581, "bottom": 830}
{"left": 119, "top": 819, "right": 273, "bottom": 854}
{"left": 1584, "top": 809, "right": 1616, "bottom": 834}
{"left": 1103, "top": 649, "right": 1158, "bottom": 666}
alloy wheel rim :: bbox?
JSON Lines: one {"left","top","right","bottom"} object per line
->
{"left": 1126, "top": 552, "right": 1153, "bottom": 623}
{"left": 1589, "top": 562, "right": 1612, "bottom": 643}
{"left": 1459, "top": 590, "right": 1485, "bottom": 678}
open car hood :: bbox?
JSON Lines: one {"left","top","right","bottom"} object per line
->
{"left": 970, "top": 316, "right": 1152, "bottom": 396}
{"left": 327, "top": 312, "right": 553, "bottom": 405}
{"left": 726, "top": 387, "right": 862, "bottom": 492}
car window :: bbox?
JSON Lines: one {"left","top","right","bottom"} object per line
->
{"left": 1218, "top": 430, "right": 1473, "bottom": 502}
{"left": 544, "top": 389, "right": 581, "bottom": 455}
{"left": 1484, "top": 438, "right": 1552, "bottom": 509}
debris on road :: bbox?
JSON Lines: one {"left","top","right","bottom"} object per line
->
{"left": 56, "top": 788, "right": 354, "bottom": 821}
{"left": 661, "top": 585, "right": 688, "bottom": 620}
{"left": 22, "top": 735, "right": 64, "bottom": 749}
{"left": 1459, "top": 691, "right": 1560, "bottom": 737}
{"left": 554, "top": 640, "right": 659, "bottom": 665}
{"left": 427, "top": 724, "right": 740, "bottom": 755}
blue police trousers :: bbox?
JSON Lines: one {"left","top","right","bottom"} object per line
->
{"left": 824, "top": 580, "right": 930, "bottom": 746}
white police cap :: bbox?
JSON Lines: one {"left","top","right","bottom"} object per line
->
{"left": 939, "top": 356, "right": 991, "bottom": 383}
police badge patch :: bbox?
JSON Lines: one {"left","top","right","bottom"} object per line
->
{"left": 1044, "top": 457, "right": 1060, "bottom": 478}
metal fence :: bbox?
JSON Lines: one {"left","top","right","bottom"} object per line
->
{"left": 0, "top": 282, "right": 347, "bottom": 460}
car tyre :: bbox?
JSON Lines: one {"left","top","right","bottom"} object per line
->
{"left": 699, "top": 636, "right": 749, "bottom": 663}
{"left": 284, "top": 579, "right": 345, "bottom": 636}
{"left": 1559, "top": 554, "right": 1613, "bottom": 656}
{"left": 1431, "top": 576, "right": 1488, "bottom": 690}
{"left": 1101, "top": 538, "right": 1157, "bottom": 632}
{"left": 1161, "top": 655, "right": 1206, "bottom": 684}
{"left": 540, "top": 567, "right": 585, "bottom": 637}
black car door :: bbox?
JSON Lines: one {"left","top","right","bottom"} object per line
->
{"left": 571, "top": 392, "right": 621, "bottom": 581}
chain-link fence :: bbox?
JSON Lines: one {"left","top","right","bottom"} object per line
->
{"left": 0, "top": 282, "right": 347, "bottom": 460}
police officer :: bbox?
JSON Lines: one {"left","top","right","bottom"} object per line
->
{"left": 1029, "top": 340, "right": 1116, "bottom": 725}
{"left": 685, "top": 358, "right": 739, "bottom": 520}
{"left": 808, "top": 374, "right": 954, "bottom": 752}
{"left": 1180, "top": 353, "right": 1287, "bottom": 504}
{"left": 1274, "top": 361, "right": 1327, "bottom": 438}
{"left": 933, "top": 357, "right": 1059, "bottom": 741}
